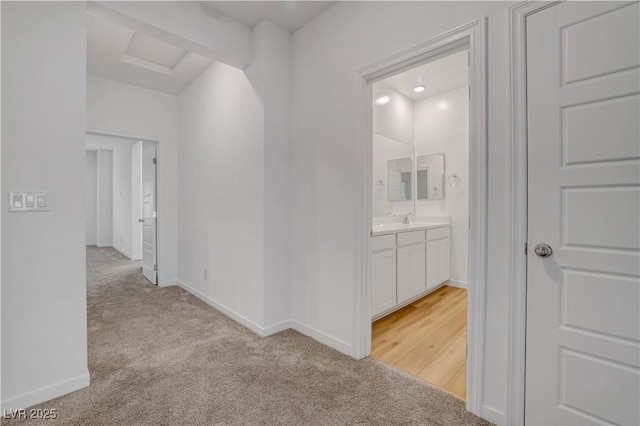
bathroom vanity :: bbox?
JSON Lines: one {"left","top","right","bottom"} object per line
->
{"left": 371, "top": 219, "right": 451, "bottom": 319}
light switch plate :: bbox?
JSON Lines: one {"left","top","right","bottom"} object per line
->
{"left": 9, "top": 191, "right": 49, "bottom": 212}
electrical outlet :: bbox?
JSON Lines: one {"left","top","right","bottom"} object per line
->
{"left": 204, "top": 269, "right": 208, "bottom": 281}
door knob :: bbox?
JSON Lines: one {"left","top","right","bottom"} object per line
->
{"left": 534, "top": 243, "right": 553, "bottom": 258}
{"left": 138, "top": 218, "right": 145, "bottom": 223}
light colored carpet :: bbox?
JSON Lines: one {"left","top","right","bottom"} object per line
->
{"left": 9, "top": 247, "right": 491, "bottom": 425}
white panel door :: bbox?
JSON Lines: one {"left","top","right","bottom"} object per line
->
{"left": 141, "top": 142, "right": 157, "bottom": 284}
{"left": 526, "top": 2, "right": 639, "bottom": 425}
{"left": 372, "top": 249, "right": 396, "bottom": 316}
{"left": 397, "top": 243, "right": 426, "bottom": 304}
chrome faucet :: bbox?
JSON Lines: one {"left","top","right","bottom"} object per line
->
{"left": 403, "top": 212, "right": 415, "bottom": 224}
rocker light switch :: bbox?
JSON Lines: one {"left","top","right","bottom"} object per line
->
{"left": 37, "top": 195, "right": 47, "bottom": 208}
{"left": 12, "top": 194, "right": 23, "bottom": 209}
{"left": 9, "top": 191, "right": 49, "bottom": 212}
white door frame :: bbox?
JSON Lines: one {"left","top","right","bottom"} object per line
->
{"left": 506, "top": 2, "right": 563, "bottom": 425}
{"left": 86, "top": 129, "right": 161, "bottom": 284}
{"left": 354, "top": 17, "right": 488, "bottom": 416}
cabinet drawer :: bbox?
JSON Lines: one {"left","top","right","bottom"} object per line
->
{"left": 426, "top": 227, "right": 450, "bottom": 241}
{"left": 397, "top": 230, "right": 425, "bottom": 246}
{"left": 371, "top": 234, "right": 395, "bottom": 251}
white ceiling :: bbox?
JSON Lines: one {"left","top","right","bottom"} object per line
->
{"left": 87, "top": 14, "right": 214, "bottom": 95}
{"left": 201, "top": 1, "right": 337, "bottom": 32}
{"left": 87, "top": 2, "right": 336, "bottom": 94}
{"left": 381, "top": 51, "right": 469, "bottom": 101}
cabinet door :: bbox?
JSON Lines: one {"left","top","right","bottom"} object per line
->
{"left": 372, "top": 249, "right": 396, "bottom": 316}
{"left": 411, "top": 243, "right": 426, "bottom": 296}
{"left": 397, "top": 243, "right": 426, "bottom": 304}
{"left": 426, "top": 240, "right": 439, "bottom": 290}
{"left": 437, "top": 238, "right": 450, "bottom": 284}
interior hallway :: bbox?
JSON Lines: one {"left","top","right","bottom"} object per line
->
{"left": 372, "top": 286, "right": 467, "bottom": 400}
{"left": 9, "top": 247, "right": 487, "bottom": 425}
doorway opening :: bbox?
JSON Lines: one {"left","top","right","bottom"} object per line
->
{"left": 356, "top": 18, "right": 487, "bottom": 415}
{"left": 85, "top": 132, "right": 159, "bottom": 285}
{"left": 369, "top": 48, "right": 470, "bottom": 399}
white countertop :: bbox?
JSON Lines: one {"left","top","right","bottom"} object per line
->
{"left": 371, "top": 222, "right": 450, "bottom": 237}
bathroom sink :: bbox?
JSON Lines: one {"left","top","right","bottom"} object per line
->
{"left": 371, "top": 215, "right": 451, "bottom": 236}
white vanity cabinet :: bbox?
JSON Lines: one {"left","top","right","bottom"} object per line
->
{"left": 426, "top": 227, "right": 450, "bottom": 290}
{"left": 371, "top": 235, "right": 396, "bottom": 316}
{"left": 396, "top": 231, "right": 426, "bottom": 304}
{"left": 371, "top": 225, "right": 450, "bottom": 320}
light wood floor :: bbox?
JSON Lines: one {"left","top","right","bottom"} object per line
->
{"left": 371, "top": 285, "right": 467, "bottom": 400}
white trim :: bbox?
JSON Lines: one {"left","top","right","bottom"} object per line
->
{"left": 158, "top": 279, "right": 177, "bottom": 288}
{"left": 1, "top": 372, "right": 90, "bottom": 411}
{"left": 87, "top": 129, "right": 164, "bottom": 286}
{"left": 175, "top": 280, "right": 291, "bottom": 337}
{"left": 352, "top": 62, "right": 374, "bottom": 360}
{"left": 262, "top": 319, "right": 292, "bottom": 336}
{"left": 291, "top": 320, "right": 354, "bottom": 355}
{"left": 112, "top": 244, "right": 132, "bottom": 260}
{"left": 481, "top": 404, "right": 506, "bottom": 426}
{"left": 507, "top": 3, "right": 562, "bottom": 425}
{"left": 446, "top": 279, "right": 468, "bottom": 289}
{"left": 355, "top": 17, "right": 488, "bottom": 419}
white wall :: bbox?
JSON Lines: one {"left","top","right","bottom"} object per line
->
{"left": 373, "top": 83, "right": 414, "bottom": 145}
{"left": 372, "top": 83, "right": 415, "bottom": 217}
{"left": 372, "top": 134, "right": 413, "bottom": 217}
{"left": 1, "top": 1, "right": 89, "bottom": 410}
{"left": 96, "top": 149, "right": 113, "bottom": 247}
{"left": 112, "top": 140, "right": 136, "bottom": 258}
{"left": 86, "top": 151, "right": 98, "bottom": 245}
{"left": 415, "top": 87, "right": 469, "bottom": 287}
{"left": 87, "top": 75, "right": 178, "bottom": 285}
{"left": 177, "top": 20, "right": 293, "bottom": 334}
{"left": 177, "top": 62, "right": 266, "bottom": 329}
{"left": 252, "top": 21, "right": 293, "bottom": 328}
{"left": 291, "top": 2, "right": 516, "bottom": 422}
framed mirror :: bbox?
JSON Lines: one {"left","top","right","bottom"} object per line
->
{"left": 417, "top": 153, "right": 445, "bottom": 200}
{"left": 388, "top": 158, "right": 412, "bottom": 201}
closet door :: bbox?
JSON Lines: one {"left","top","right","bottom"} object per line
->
{"left": 525, "top": 2, "right": 639, "bottom": 424}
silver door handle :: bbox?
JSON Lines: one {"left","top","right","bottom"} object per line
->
{"left": 138, "top": 219, "right": 145, "bottom": 223}
{"left": 534, "top": 243, "right": 553, "bottom": 258}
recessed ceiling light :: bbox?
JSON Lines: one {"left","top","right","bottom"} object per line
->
{"left": 438, "top": 101, "right": 448, "bottom": 110}
{"left": 374, "top": 95, "right": 391, "bottom": 105}
{"left": 414, "top": 85, "right": 425, "bottom": 93}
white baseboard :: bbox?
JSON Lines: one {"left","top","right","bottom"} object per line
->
{"left": 446, "top": 279, "right": 468, "bottom": 289}
{"left": 291, "top": 320, "right": 353, "bottom": 356}
{"left": 262, "top": 319, "right": 292, "bottom": 336}
{"left": 176, "top": 280, "right": 290, "bottom": 337}
{"left": 1, "top": 372, "right": 90, "bottom": 411}
{"left": 481, "top": 404, "right": 505, "bottom": 425}
{"left": 112, "top": 244, "right": 132, "bottom": 260}
{"left": 158, "top": 279, "right": 177, "bottom": 288}
{"left": 176, "top": 280, "right": 353, "bottom": 356}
